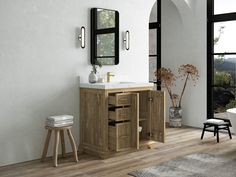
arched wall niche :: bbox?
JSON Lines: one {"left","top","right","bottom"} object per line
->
{"left": 148, "top": 0, "right": 207, "bottom": 127}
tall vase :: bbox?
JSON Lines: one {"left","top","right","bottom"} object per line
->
{"left": 169, "top": 107, "right": 182, "bottom": 127}
{"left": 89, "top": 71, "right": 98, "bottom": 83}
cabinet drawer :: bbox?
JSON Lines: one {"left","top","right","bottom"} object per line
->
{"left": 109, "top": 93, "right": 132, "bottom": 106}
{"left": 108, "top": 122, "right": 131, "bottom": 151}
{"left": 109, "top": 107, "right": 131, "bottom": 121}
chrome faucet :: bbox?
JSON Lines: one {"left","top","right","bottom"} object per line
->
{"left": 107, "top": 72, "right": 115, "bottom": 83}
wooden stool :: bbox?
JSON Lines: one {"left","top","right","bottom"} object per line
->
{"left": 41, "top": 126, "right": 78, "bottom": 167}
{"left": 201, "top": 118, "right": 232, "bottom": 143}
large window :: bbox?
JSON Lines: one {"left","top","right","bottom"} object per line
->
{"left": 149, "top": 0, "right": 161, "bottom": 90}
{"left": 207, "top": 0, "right": 236, "bottom": 117}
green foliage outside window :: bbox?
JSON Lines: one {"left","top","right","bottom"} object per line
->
{"left": 214, "top": 71, "right": 231, "bottom": 86}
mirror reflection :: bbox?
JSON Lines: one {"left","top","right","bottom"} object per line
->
{"left": 91, "top": 8, "right": 119, "bottom": 65}
{"left": 97, "top": 10, "right": 115, "bottom": 29}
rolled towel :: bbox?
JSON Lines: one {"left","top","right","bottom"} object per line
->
{"left": 46, "top": 119, "right": 73, "bottom": 124}
{"left": 46, "top": 120, "right": 74, "bottom": 127}
{"left": 47, "top": 115, "right": 74, "bottom": 123}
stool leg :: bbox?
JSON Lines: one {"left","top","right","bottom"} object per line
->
{"left": 216, "top": 126, "right": 219, "bottom": 143}
{"left": 214, "top": 127, "right": 216, "bottom": 136}
{"left": 41, "top": 129, "right": 52, "bottom": 162}
{"left": 60, "top": 130, "right": 66, "bottom": 158}
{"left": 67, "top": 129, "right": 78, "bottom": 162}
{"left": 201, "top": 124, "right": 206, "bottom": 140}
{"left": 227, "top": 125, "right": 232, "bottom": 139}
{"left": 53, "top": 130, "right": 60, "bottom": 167}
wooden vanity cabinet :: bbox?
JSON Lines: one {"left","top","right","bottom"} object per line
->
{"left": 79, "top": 86, "right": 165, "bottom": 158}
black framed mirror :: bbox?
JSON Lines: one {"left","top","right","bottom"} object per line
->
{"left": 91, "top": 8, "right": 119, "bottom": 65}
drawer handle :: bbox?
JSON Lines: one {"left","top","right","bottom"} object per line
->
{"left": 118, "top": 98, "right": 128, "bottom": 102}
{"left": 119, "top": 113, "right": 128, "bottom": 116}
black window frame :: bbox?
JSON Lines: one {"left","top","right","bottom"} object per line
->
{"left": 149, "top": 0, "right": 161, "bottom": 90}
{"left": 207, "top": 0, "right": 236, "bottom": 117}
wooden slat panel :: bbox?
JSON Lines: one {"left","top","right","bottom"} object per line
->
{"left": 131, "top": 93, "right": 139, "bottom": 149}
{"left": 80, "top": 88, "right": 106, "bottom": 150}
{"left": 108, "top": 93, "right": 132, "bottom": 106}
{"left": 109, "top": 107, "right": 131, "bottom": 121}
{"left": 108, "top": 122, "right": 131, "bottom": 151}
{"left": 150, "top": 90, "right": 165, "bottom": 143}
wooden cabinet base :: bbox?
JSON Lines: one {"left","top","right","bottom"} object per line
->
{"left": 80, "top": 87, "right": 165, "bottom": 159}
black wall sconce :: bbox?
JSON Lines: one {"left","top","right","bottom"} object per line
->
{"left": 78, "top": 26, "right": 85, "bottom": 49}
{"left": 123, "top": 30, "right": 130, "bottom": 50}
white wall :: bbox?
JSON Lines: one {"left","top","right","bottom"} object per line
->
{"left": 0, "top": 0, "right": 156, "bottom": 166}
{"left": 161, "top": 0, "right": 207, "bottom": 127}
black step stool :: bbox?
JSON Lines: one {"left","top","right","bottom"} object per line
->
{"left": 201, "top": 118, "right": 232, "bottom": 143}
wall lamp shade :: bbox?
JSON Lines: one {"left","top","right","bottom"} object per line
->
{"left": 78, "top": 26, "right": 85, "bottom": 49}
{"left": 123, "top": 30, "right": 130, "bottom": 50}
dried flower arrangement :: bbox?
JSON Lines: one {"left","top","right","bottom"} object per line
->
{"left": 155, "top": 64, "right": 199, "bottom": 108}
{"left": 178, "top": 64, "right": 199, "bottom": 107}
{"left": 155, "top": 68, "right": 177, "bottom": 107}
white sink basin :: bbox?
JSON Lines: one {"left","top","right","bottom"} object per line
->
{"left": 113, "top": 81, "right": 135, "bottom": 84}
{"left": 80, "top": 82, "right": 154, "bottom": 89}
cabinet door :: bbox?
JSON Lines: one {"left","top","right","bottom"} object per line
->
{"left": 149, "top": 90, "right": 165, "bottom": 143}
{"left": 130, "top": 93, "right": 139, "bottom": 149}
{"left": 80, "top": 89, "right": 106, "bottom": 149}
